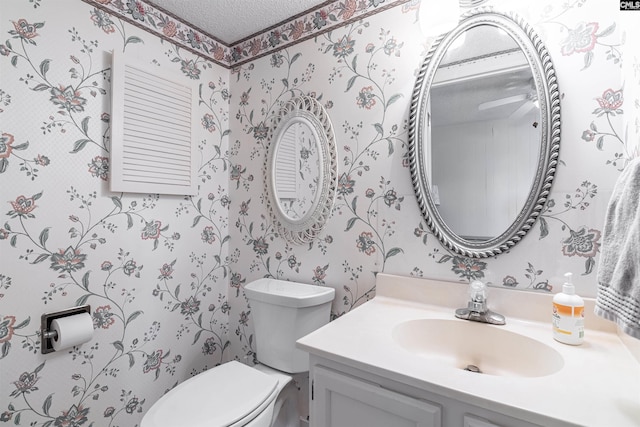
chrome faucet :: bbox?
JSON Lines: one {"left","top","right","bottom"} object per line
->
{"left": 455, "top": 281, "right": 506, "bottom": 325}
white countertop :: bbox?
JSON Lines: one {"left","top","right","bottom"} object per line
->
{"left": 297, "top": 273, "right": 640, "bottom": 427}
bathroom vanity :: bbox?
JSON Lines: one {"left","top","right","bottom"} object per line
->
{"left": 297, "top": 274, "right": 640, "bottom": 427}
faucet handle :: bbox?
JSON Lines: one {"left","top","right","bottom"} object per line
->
{"left": 456, "top": 280, "right": 506, "bottom": 325}
{"left": 469, "top": 280, "right": 486, "bottom": 303}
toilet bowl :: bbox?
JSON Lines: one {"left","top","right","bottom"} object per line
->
{"left": 141, "top": 278, "right": 334, "bottom": 427}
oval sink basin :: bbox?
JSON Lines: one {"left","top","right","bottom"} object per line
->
{"left": 392, "top": 319, "right": 564, "bottom": 378}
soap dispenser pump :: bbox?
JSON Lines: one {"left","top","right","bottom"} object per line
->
{"left": 552, "top": 272, "right": 584, "bottom": 345}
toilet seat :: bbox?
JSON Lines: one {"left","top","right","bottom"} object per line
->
{"left": 142, "top": 361, "right": 279, "bottom": 427}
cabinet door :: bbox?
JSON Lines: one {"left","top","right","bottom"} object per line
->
{"left": 312, "top": 366, "right": 442, "bottom": 427}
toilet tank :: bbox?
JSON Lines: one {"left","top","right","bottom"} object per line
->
{"left": 245, "top": 278, "right": 335, "bottom": 373}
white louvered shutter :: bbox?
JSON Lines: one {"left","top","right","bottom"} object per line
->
{"left": 275, "top": 124, "right": 299, "bottom": 199}
{"left": 110, "top": 51, "right": 197, "bottom": 195}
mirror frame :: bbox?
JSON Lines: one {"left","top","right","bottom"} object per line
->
{"left": 408, "top": 7, "right": 560, "bottom": 258}
{"left": 265, "top": 95, "right": 337, "bottom": 244}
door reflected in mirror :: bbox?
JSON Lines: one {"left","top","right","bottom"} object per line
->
{"left": 428, "top": 24, "right": 540, "bottom": 241}
{"left": 274, "top": 119, "right": 321, "bottom": 221}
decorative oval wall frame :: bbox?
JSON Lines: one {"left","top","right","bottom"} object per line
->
{"left": 264, "top": 96, "right": 338, "bottom": 244}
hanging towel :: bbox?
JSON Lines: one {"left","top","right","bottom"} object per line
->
{"left": 595, "top": 157, "right": 640, "bottom": 339}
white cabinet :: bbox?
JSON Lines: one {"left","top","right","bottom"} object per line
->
{"left": 309, "top": 357, "right": 545, "bottom": 427}
{"left": 313, "top": 365, "right": 442, "bottom": 427}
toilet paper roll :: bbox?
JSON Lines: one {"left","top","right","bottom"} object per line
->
{"left": 51, "top": 312, "right": 94, "bottom": 351}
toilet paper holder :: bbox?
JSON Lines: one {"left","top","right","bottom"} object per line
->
{"left": 41, "top": 305, "right": 91, "bottom": 354}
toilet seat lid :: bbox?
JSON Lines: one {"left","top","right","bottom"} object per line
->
{"left": 143, "top": 361, "right": 278, "bottom": 427}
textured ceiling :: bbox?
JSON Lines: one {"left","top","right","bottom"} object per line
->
{"left": 149, "top": 0, "right": 330, "bottom": 45}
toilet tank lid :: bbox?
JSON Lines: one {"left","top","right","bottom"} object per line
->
{"left": 245, "top": 278, "right": 335, "bottom": 308}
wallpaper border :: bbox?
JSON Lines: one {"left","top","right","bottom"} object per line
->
{"left": 80, "top": 0, "right": 413, "bottom": 68}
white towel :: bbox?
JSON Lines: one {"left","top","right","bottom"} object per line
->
{"left": 595, "top": 157, "right": 640, "bottom": 339}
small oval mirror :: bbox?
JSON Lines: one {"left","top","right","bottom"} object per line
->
{"left": 273, "top": 118, "right": 322, "bottom": 221}
{"left": 265, "top": 96, "right": 337, "bottom": 243}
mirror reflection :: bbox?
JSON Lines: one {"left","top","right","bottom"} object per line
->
{"left": 274, "top": 119, "right": 321, "bottom": 221}
{"left": 428, "top": 24, "right": 540, "bottom": 241}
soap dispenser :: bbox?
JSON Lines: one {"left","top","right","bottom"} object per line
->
{"left": 552, "top": 272, "right": 584, "bottom": 345}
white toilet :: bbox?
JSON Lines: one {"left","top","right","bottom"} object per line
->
{"left": 141, "top": 278, "right": 335, "bottom": 427}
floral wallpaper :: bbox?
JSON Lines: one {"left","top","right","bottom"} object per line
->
{"left": 81, "top": 0, "right": 412, "bottom": 67}
{"left": 1, "top": 0, "right": 231, "bottom": 425}
{"left": 1, "top": 0, "right": 638, "bottom": 426}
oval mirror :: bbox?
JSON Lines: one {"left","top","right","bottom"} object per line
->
{"left": 265, "top": 96, "right": 337, "bottom": 244}
{"left": 409, "top": 8, "right": 560, "bottom": 258}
